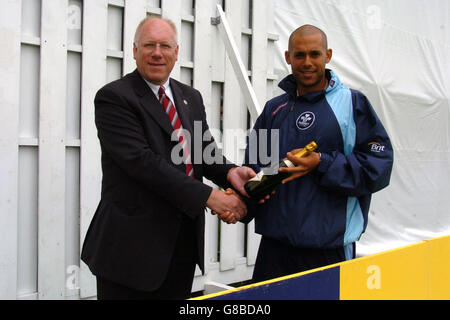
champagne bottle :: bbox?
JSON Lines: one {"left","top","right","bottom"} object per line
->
{"left": 244, "top": 141, "right": 318, "bottom": 201}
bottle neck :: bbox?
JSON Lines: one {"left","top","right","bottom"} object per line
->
{"left": 282, "top": 159, "right": 295, "bottom": 168}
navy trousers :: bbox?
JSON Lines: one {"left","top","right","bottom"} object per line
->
{"left": 252, "top": 236, "right": 353, "bottom": 283}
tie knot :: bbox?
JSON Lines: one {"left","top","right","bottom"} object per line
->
{"left": 158, "top": 86, "right": 165, "bottom": 96}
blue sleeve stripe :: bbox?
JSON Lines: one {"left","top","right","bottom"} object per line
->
{"left": 325, "top": 84, "right": 355, "bottom": 156}
{"left": 325, "top": 82, "right": 364, "bottom": 248}
{"left": 344, "top": 197, "right": 364, "bottom": 246}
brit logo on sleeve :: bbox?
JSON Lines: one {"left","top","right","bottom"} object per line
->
{"left": 368, "top": 142, "right": 385, "bottom": 152}
{"left": 296, "top": 111, "right": 315, "bottom": 130}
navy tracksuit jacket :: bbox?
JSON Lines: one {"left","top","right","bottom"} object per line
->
{"left": 244, "top": 69, "right": 393, "bottom": 251}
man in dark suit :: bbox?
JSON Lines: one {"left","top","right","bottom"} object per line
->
{"left": 81, "top": 16, "right": 255, "bottom": 300}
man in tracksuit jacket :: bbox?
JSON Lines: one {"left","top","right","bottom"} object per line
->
{"left": 243, "top": 25, "right": 393, "bottom": 282}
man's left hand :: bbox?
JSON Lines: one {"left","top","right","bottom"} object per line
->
{"left": 278, "top": 150, "right": 321, "bottom": 184}
{"left": 227, "top": 166, "right": 256, "bottom": 197}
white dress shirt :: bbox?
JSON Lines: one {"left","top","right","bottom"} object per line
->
{"left": 143, "top": 78, "right": 176, "bottom": 109}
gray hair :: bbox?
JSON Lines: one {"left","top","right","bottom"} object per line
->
{"left": 134, "top": 16, "right": 178, "bottom": 45}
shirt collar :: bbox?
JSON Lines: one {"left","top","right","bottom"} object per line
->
{"left": 144, "top": 78, "right": 171, "bottom": 97}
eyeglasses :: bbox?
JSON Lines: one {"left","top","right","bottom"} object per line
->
{"left": 142, "top": 41, "right": 177, "bottom": 53}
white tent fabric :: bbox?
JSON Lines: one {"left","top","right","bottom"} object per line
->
{"left": 272, "top": 0, "right": 450, "bottom": 256}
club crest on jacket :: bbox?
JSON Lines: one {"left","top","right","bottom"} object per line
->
{"left": 296, "top": 111, "right": 315, "bottom": 130}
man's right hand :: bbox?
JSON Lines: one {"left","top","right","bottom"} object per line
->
{"left": 206, "top": 188, "right": 247, "bottom": 224}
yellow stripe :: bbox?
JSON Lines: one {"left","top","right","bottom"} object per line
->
{"left": 341, "top": 242, "right": 428, "bottom": 299}
{"left": 193, "top": 235, "right": 450, "bottom": 300}
{"left": 427, "top": 235, "right": 450, "bottom": 299}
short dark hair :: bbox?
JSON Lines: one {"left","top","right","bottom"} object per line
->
{"left": 288, "top": 24, "right": 328, "bottom": 50}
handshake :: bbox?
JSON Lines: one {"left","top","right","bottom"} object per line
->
{"left": 209, "top": 188, "right": 245, "bottom": 224}
{"left": 205, "top": 166, "right": 270, "bottom": 224}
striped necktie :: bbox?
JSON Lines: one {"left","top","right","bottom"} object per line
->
{"left": 158, "top": 86, "right": 194, "bottom": 178}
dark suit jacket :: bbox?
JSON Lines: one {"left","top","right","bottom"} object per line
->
{"left": 81, "top": 69, "right": 235, "bottom": 292}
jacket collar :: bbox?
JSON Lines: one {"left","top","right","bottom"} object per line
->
{"left": 130, "top": 69, "right": 193, "bottom": 136}
{"left": 278, "top": 69, "right": 340, "bottom": 102}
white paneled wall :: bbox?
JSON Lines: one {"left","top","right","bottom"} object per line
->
{"left": 0, "top": 0, "right": 277, "bottom": 299}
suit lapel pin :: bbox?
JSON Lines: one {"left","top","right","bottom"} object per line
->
{"left": 183, "top": 99, "right": 188, "bottom": 106}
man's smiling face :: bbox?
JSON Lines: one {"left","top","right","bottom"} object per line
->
{"left": 285, "top": 32, "right": 332, "bottom": 95}
{"left": 133, "top": 18, "right": 179, "bottom": 85}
